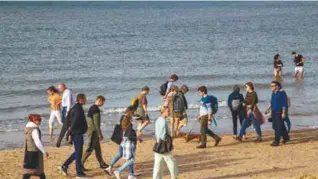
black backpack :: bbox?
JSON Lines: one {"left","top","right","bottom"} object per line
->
{"left": 159, "top": 81, "right": 169, "bottom": 96}
{"left": 173, "top": 92, "right": 186, "bottom": 113}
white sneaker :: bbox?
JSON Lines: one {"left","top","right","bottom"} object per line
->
{"left": 114, "top": 170, "right": 121, "bottom": 179}
{"left": 128, "top": 175, "right": 137, "bottom": 179}
{"left": 104, "top": 167, "right": 113, "bottom": 176}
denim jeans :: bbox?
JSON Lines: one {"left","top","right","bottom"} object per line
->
{"left": 110, "top": 145, "right": 134, "bottom": 175}
{"left": 231, "top": 110, "right": 245, "bottom": 135}
{"left": 239, "top": 113, "right": 262, "bottom": 138}
{"left": 63, "top": 135, "right": 84, "bottom": 175}
{"left": 272, "top": 111, "right": 289, "bottom": 142}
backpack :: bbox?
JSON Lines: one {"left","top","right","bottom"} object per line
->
{"left": 173, "top": 92, "right": 186, "bottom": 113}
{"left": 130, "top": 97, "right": 139, "bottom": 111}
{"left": 209, "top": 95, "right": 218, "bottom": 114}
{"left": 159, "top": 81, "right": 169, "bottom": 96}
{"left": 231, "top": 93, "right": 243, "bottom": 112}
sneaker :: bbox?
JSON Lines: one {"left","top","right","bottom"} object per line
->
{"left": 114, "top": 170, "right": 121, "bottom": 179}
{"left": 128, "top": 175, "right": 137, "bottom": 179}
{"left": 214, "top": 137, "right": 222, "bottom": 147}
{"left": 76, "top": 173, "right": 89, "bottom": 179}
{"left": 236, "top": 136, "right": 243, "bottom": 142}
{"left": 271, "top": 141, "right": 279, "bottom": 147}
{"left": 100, "top": 163, "right": 109, "bottom": 169}
{"left": 104, "top": 167, "right": 113, "bottom": 176}
{"left": 196, "top": 144, "right": 206, "bottom": 149}
{"left": 58, "top": 165, "right": 68, "bottom": 176}
{"left": 254, "top": 138, "right": 263, "bottom": 143}
{"left": 283, "top": 138, "right": 290, "bottom": 144}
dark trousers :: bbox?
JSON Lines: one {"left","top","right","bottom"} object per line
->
{"left": 82, "top": 131, "right": 106, "bottom": 166}
{"left": 200, "top": 115, "right": 220, "bottom": 145}
{"left": 231, "top": 110, "right": 244, "bottom": 135}
{"left": 272, "top": 111, "right": 289, "bottom": 143}
{"left": 22, "top": 174, "right": 46, "bottom": 179}
{"left": 63, "top": 134, "right": 84, "bottom": 175}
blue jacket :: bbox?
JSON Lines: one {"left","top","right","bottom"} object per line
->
{"left": 271, "top": 90, "right": 287, "bottom": 112}
{"left": 228, "top": 91, "right": 244, "bottom": 112}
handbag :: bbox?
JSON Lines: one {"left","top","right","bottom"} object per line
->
{"left": 111, "top": 124, "right": 122, "bottom": 145}
{"left": 153, "top": 133, "right": 174, "bottom": 154}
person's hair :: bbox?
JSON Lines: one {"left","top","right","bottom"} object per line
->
{"left": 171, "top": 85, "right": 179, "bottom": 92}
{"left": 125, "top": 106, "right": 135, "bottom": 113}
{"left": 96, "top": 95, "right": 106, "bottom": 101}
{"left": 245, "top": 82, "right": 255, "bottom": 91}
{"left": 141, "top": 86, "right": 150, "bottom": 92}
{"left": 233, "top": 85, "right": 240, "bottom": 92}
{"left": 170, "top": 74, "right": 179, "bottom": 81}
{"left": 47, "top": 86, "right": 58, "bottom": 93}
{"left": 159, "top": 105, "right": 169, "bottom": 114}
{"left": 274, "top": 54, "right": 280, "bottom": 60}
{"left": 291, "top": 51, "right": 297, "bottom": 55}
{"left": 271, "top": 81, "right": 282, "bottom": 89}
{"left": 121, "top": 115, "right": 131, "bottom": 130}
{"left": 180, "top": 85, "right": 189, "bottom": 93}
{"left": 197, "top": 86, "right": 208, "bottom": 94}
{"left": 76, "top": 94, "right": 86, "bottom": 102}
{"left": 28, "top": 114, "right": 42, "bottom": 122}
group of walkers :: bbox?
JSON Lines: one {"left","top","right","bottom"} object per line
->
{"left": 273, "top": 51, "right": 306, "bottom": 79}
{"left": 22, "top": 53, "right": 299, "bottom": 179}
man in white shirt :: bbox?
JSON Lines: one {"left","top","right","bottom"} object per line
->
{"left": 58, "top": 83, "right": 74, "bottom": 123}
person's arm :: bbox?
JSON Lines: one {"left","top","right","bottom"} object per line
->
{"left": 281, "top": 92, "right": 287, "bottom": 119}
{"left": 182, "top": 94, "right": 188, "bottom": 110}
{"left": 31, "top": 129, "right": 46, "bottom": 154}
{"left": 164, "top": 82, "right": 172, "bottom": 98}
{"left": 228, "top": 94, "right": 233, "bottom": 111}
{"left": 69, "top": 105, "right": 80, "bottom": 134}
{"left": 92, "top": 113, "right": 103, "bottom": 139}
{"left": 250, "top": 92, "right": 257, "bottom": 112}
{"left": 281, "top": 61, "right": 284, "bottom": 67}
{"left": 206, "top": 101, "right": 213, "bottom": 121}
{"left": 65, "top": 91, "right": 72, "bottom": 114}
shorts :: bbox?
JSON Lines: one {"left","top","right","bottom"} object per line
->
{"left": 175, "top": 112, "right": 188, "bottom": 126}
{"left": 294, "top": 66, "right": 304, "bottom": 73}
{"left": 49, "top": 110, "right": 62, "bottom": 128}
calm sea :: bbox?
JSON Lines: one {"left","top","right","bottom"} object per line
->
{"left": 0, "top": 1, "right": 318, "bottom": 149}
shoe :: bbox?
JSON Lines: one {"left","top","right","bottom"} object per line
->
{"left": 196, "top": 144, "right": 206, "bottom": 149}
{"left": 104, "top": 167, "right": 113, "bottom": 176}
{"left": 100, "top": 163, "right": 109, "bottom": 169}
{"left": 214, "top": 137, "right": 222, "bottom": 146}
{"left": 128, "top": 175, "right": 137, "bottom": 179}
{"left": 243, "top": 135, "right": 248, "bottom": 140}
{"left": 232, "top": 135, "right": 237, "bottom": 139}
{"left": 114, "top": 170, "right": 121, "bottom": 179}
{"left": 58, "top": 165, "right": 68, "bottom": 176}
{"left": 271, "top": 141, "right": 279, "bottom": 147}
{"left": 76, "top": 173, "right": 89, "bottom": 178}
{"left": 283, "top": 138, "right": 290, "bottom": 144}
{"left": 236, "top": 136, "right": 243, "bottom": 142}
{"left": 254, "top": 138, "right": 263, "bottom": 143}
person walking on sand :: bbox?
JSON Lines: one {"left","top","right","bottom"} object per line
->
{"left": 236, "top": 82, "right": 264, "bottom": 142}
{"left": 196, "top": 86, "right": 222, "bottom": 149}
{"left": 47, "top": 86, "right": 63, "bottom": 137}
{"left": 22, "top": 114, "right": 49, "bottom": 179}
{"left": 175, "top": 85, "right": 189, "bottom": 136}
{"left": 105, "top": 106, "right": 138, "bottom": 179}
{"left": 57, "top": 83, "right": 74, "bottom": 123}
{"left": 131, "top": 86, "right": 151, "bottom": 141}
{"left": 270, "top": 81, "right": 290, "bottom": 146}
{"left": 57, "top": 94, "right": 88, "bottom": 179}
{"left": 165, "top": 86, "right": 179, "bottom": 137}
{"left": 153, "top": 106, "right": 179, "bottom": 179}
{"left": 82, "top": 95, "right": 108, "bottom": 170}
{"left": 273, "top": 54, "right": 284, "bottom": 78}
{"left": 228, "top": 85, "right": 245, "bottom": 138}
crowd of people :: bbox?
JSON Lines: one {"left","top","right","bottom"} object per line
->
{"left": 22, "top": 52, "right": 305, "bottom": 179}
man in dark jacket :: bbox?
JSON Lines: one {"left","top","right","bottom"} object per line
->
{"left": 227, "top": 85, "right": 245, "bottom": 138}
{"left": 57, "top": 94, "right": 88, "bottom": 178}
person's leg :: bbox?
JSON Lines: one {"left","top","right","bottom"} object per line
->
{"left": 82, "top": 132, "right": 95, "bottom": 165}
{"left": 74, "top": 135, "right": 84, "bottom": 175}
{"left": 239, "top": 118, "right": 248, "bottom": 137}
{"left": 169, "top": 116, "right": 175, "bottom": 137}
{"left": 300, "top": 67, "right": 304, "bottom": 79}
{"left": 109, "top": 145, "right": 123, "bottom": 168}
{"left": 153, "top": 153, "right": 164, "bottom": 179}
{"left": 251, "top": 114, "right": 262, "bottom": 138}
{"left": 94, "top": 135, "right": 107, "bottom": 167}
{"left": 63, "top": 152, "right": 76, "bottom": 168}
{"left": 272, "top": 112, "right": 282, "bottom": 143}
{"left": 199, "top": 116, "right": 207, "bottom": 145}
{"left": 163, "top": 153, "right": 179, "bottom": 179}
{"left": 61, "top": 107, "right": 67, "bottom": 123}
{"left": 232, "top": 111, "right": 238, "bottom": 136}
{"left": 281, "top": 116, "right": 290, "bottom": 142}
{"left": 22, "top": 174, "right": 31, "bottom": 179}
{"left": 117, "top": 157, "right": 134, "bottom": 174}
{"left": 48, "top": 111, "right": 55, "bottom": 136}
{"left": 55, "top": 110, "right": 63, "bottom": 125}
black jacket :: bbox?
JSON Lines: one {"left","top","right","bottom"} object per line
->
{"left": 56, "top": 103, "right": 87, "bottom": 147}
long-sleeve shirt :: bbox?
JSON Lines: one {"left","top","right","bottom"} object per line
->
{"left": 26, "top": 122, "right": 46, "bottom": 154}
{"left": 199, "top": 95, "right": 212, "bottom": 117}
{"left": 155, "top": 116, "right": 169, "bottom": 142}
{"left": 245, "top": 91, "right": 258, "bottom": 111}
{"left": 87, "top": 104, "right": 102, "bottom": 136}
{"left": 62, "top": 88, "right": 74, "bottom": 113}
{"left": 227, "top": 91, "right": 244, "bottom": 111}
{"left": 165, "top": 81, "right": 173, "bottom": 96}
{"left": 271, "top": 90, "right": 287, "bottom": 112}
{"left": 48, "top": 93, "right": 62, "bottom": 111}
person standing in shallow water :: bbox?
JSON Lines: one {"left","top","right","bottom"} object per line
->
{"left": 22, "top": 114, "right": 49, "bottom": 179}
{"left": 273, "top": 54, "right": 284, "bottom": 78}
{"left": 47, "top": 86, "right": 63, "bottom": 137}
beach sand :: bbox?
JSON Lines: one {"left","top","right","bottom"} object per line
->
{"left": 1, "top": 129, "right": 318, "bottom": 179}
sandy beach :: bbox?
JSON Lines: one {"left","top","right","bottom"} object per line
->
{"left": 1, "top": 129, "right": 318, "bottom": 179}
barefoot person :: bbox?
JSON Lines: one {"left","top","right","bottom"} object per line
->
{"left": 273, "top": 54, "right": 284, "bottom": 78}
{"left": 196, "top": 86, "right": 222, "bottom": 149}
{"left": 237, "top": 82, "right": 264, "bottom": 142}
{"left": 82, "top": 95, "right": 108, "bottom": 170}
{"left": 153, "top": 106, "right": 179, "bottom": 179}
{"left": 165, "top": 86, "right": 179, "bottom": 137}
{"left": 131, "top": 86, "right": 151, "bottom": 140}
{"left": 159, "top": 74, "right": 179, "bottom": 100}
{"left": 23, "top": 114, "right": 49, "bottom": 179}
{"left": 270, "top": 81, "right": 290, "bottom": 146}
{"left": 105, "top": 106, "right": 137, "bottom": 179}
{"left": 292, "top": 52, "right": 306, "bottom": 79}
{"left": 175, "top": 85, "right": 189, "bottom": 136}
{"left": 47, "top": 86, "right": 63, "bottom": 136}
{"left": 57, "top": 94, "right": 88, "bottom": 179}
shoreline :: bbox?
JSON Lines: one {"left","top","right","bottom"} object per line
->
{"left": 1, "top": 128, "right": 318, "bottom": 179}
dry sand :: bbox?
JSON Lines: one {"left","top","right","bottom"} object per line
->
{"left": 1, "top": 129, "right": 318, "bottom": 179}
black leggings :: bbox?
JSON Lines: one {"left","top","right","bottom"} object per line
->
{"left": 23, "top": 173, "right": 46, "bottom": 179}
